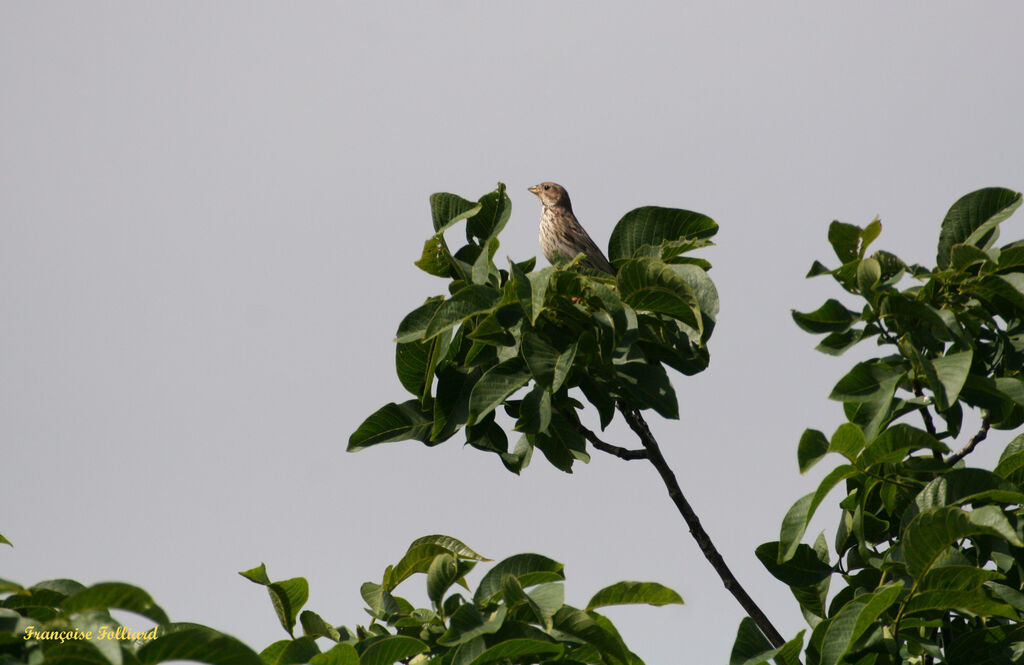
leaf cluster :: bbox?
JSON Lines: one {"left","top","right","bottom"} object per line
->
{"left": 0, "top": 574, "right": 264, "bottom": 665}
{"left": 0, "top": 535, "right": 682, "bottom": 665}
{"left": 349, "top": 183, "right": 719, "bottom": 473}
{"left": 740, "top": 187, "right": 1024, "bottom": 664}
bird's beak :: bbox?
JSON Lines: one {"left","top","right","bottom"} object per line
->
{"left": 528, "top": 185, "right": 541, "bottom": 195}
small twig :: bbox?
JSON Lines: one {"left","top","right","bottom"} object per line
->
{"left": 619, "top": 407, "right": 787, "bottom": 649}
{"left": 947, "top": 415, "right": 992, "bottom": 466}
{"left": 912, "top": 381, "right": 938, "bottom": 437}
{"left": 912, "top": 381, "right": 942, "bottom": 461}
{"left": 573, "top": 421, "right": 648, "bottom": 460}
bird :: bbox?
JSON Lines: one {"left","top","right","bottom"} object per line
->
{"left": 528, "top": 182, "right": 615, "bottom": 275}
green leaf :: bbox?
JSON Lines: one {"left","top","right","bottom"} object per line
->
{"left": 261, "top": 637, "right": 320, "bottom": 665}
{"left": 828, "top": 221, "right": 862, "bottom": 263}
{"left": 410, "top": 535, "right": 488, "bottom": 560}
{"left": 829, "top": 360, "right": 904, "bottom": 402}
{"left": 754, "top": 542, "right": 832, "bottom": 587}
{"left": 438, "top": 605, "right": 507, "bottom": 646}
{"left": 615, "top": 361, "right": 679, "bottom": 419}
{"left": 918, "top": 350, "right": 973, "bottom": 411}
{"left": 466, "top": 639, "right": 563, "bottom": 665}
{"left": 510, "top": 263, "right": 552, "bottom": 325}
{"left": 386, "top": 536, "right": 489, "bottom": 590}
{"left": 829, "top": 422, "right": 866, "bottom": 461}
{"left": 239, "top": 564, "right": 271, "bottom": 585}
{"left": 797, "top": 429, "right": 829, "bottom": 473}
{"left": 396, "top": 297, "right": 444, "bottom": 344}
{"left": 781, "top": 465, "right": 859, "bottom": 560}
{"left": 791, "top": 299, "right": 859, "bottom": 334}
{"left": 903, "top": 505, "right": 1024, "bottom": 579}
{"left": 473, "top": 554, "right": 565, "bottom": 605}
{"left": 806, "top": 260, "right": 832, "bottom": 278}
{"left": 515, "top": 385, "right": 551, "bottom": 434}
{"left": 532, "top": 412, "right": 589, "bottom": 471}
{"left": 672, "top": 263, "right": 720, "bottom": 322}
{"left": 427, "top": 554, "right": 459, "bottom": 606}
{"left": 520, "top": 334, "right": 575, "bottom": 394}
{"left": 920, "top": 565, "right": 1003, "bottom": 592}
{"left": 814, "top": 328, "right": 865, "bottom": 355}
{"left": 858, "top": 424, "right": 946, "bottom": 469}
{"left": 937, "top": 187, "right": 1022, "bottom": 268}
{"left": 299, "top": 611, "right": 341, "bottom": 642}
{"left": 469, "top": 236, "right": 500, "bottom": 285}
{"left": 552, "top": 343, "right": 577, "bottom": 392}
{"left": 843, "top": 396, "right": 898, "bottom": 442}
{"left": 860, "top": 218, "right": 882, "bottom": 256}
{"left": 819, "top": 584, "right": 903, "bottom": 665}
{"left": 907, "top": 469, "right": 1024, "bottom": 520}
{"left": 607, "top": 206, "right": 717, "bottom": 263}
{"left": 139, "top": 626, "right": 265, "bottom": 665}
{"left": 965, "top": 272, "right": 1024, "bottom": 313}
{"left": 616, "top": 258, "right": 702, "bottom": 332}
{"left": 414, "top": 233, "right": 454, "bottom": 277}
{"left": 395, "top": 340, "right": 431, "bottom": 400}
{"left": 360, "top": 636, "right": 429, "bottom": 665}
{"left": 729, "top": 617, "right": 773, "bottom": 665}
{"left": 903, "top": 588, "right": 1017, "bottom": 619}
{"left": 551, "top": 606, "right": 631, "bottom": 665}
{"left": 431, "top": 365, "right": 478, "bottom": 441}
{"left": 396, "top": 333, "right": 449, "bottom": 405}
{"left": 425, "top": 285, "right": 503, "bottom": 340}
{"left": 265, "top": 578, "right": 309, "bottom": 637}
{"left": 348, "top": 400, "right": 433, "bottom": 451}
{"left": 466, "top": 359, "right": 531, "bottom": 425}
{"left": 950, "top": 243, "right": 994, "bottom": 271}
{"left": 856, "top": 257, "right": 881, "bottom": 293}
{"left": 466, "top": 184, "right": 511, "bottom": 242}
{"left": 586, "top": 581, "right": 683, "bottom": 610}
{"left": 525, "top": 582, "right": 564, "bottom": 627}
{"left": 521, "top": 333, "right": 560, "bottom": 391}
{"left": 360, "top": 582, "right": 400, "bottom": 619}
{"left": 904, "top": 566, "right": 1016, "bottom": 619}
{"left": 730, "top": 623, "right": 805, "bottom": 665}
{"left": 430, "top": 192, "right": 482, "bottom": 233}
{"left": 61, "top": 583, "right": 170, "bottom": 625}
{"left": 309, "top": 644, "right": 359, "bottom": 665}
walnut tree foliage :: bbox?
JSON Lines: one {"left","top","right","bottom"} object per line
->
{"left": 734, "top": 187, "right": 1024, "bottom": 665}
{"left": 7, "top": 185, "right": 1024, "bottom": 665}
{"left": 349, "top": 182, "right": 720, "bottom": 472}
{"left": 0, "top": 534, "right": 680, "bottom": 665}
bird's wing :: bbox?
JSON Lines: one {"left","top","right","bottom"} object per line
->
{"left": 577, "top": 229, "right": 615, "bottom": 274}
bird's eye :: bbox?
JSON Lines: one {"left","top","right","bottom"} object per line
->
{"left": 543, "top": 185, "right": 550, "bottom": 190}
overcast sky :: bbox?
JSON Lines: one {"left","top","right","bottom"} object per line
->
{"left": 3, "top": 3, "right": 1024, "bottom": 663}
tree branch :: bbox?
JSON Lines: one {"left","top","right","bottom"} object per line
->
{"left": 619, "top": 407, "right": 786, "bottom": 648}
{"left": 573, "top": 421, "right": 648, "bottom": 460}
{"left": 947, "top": 415, "right": 992, "bottom": 466}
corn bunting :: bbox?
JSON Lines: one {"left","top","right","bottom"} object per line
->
{"left": 529, "top": 182, "right": 614, "bottom": 274}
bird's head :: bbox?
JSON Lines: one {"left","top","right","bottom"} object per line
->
{"left": 528, "top": 182, "right": 571, "bottom": 209}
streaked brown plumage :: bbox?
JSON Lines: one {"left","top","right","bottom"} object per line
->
{"left": 528, "top": 182, "right": 614, "bottom": 274}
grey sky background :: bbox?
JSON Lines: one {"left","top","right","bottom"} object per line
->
{"left": 3, "top": 3, "right": 1024, "bottom": 663}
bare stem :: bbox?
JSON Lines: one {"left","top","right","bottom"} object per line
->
{"left": 619, "top": 407, "right": 786, "bottom": 649}
{"left": 573, "top": 421, "right": 649, "bottom": 460}
{"left": 947, "top": 415, "right": 992, "bottom": 466}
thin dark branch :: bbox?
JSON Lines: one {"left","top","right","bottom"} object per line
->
{"left": 619, "top": 407, "right": 787, "bottom": 649}
{"left": 947, "top": 415, "right": 992, "bottom": 466}
{"left": 573, "top": 421, "right": 649, "bottom": 460}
